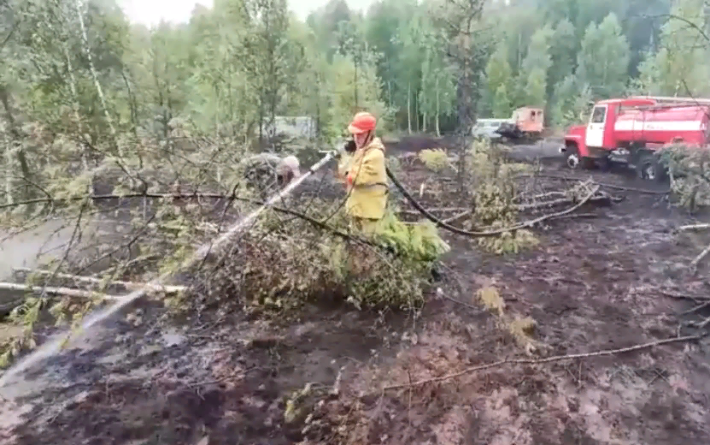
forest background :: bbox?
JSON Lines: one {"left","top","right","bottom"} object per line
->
{"left": 0, "top": 0, "right": 709, "bottom": 210}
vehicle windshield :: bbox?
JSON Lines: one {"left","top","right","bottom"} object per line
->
{"left": 590, "top": 106, "right": 606, "bottom": 124}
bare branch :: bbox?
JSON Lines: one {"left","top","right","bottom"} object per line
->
{"left": 384, "top": 334, "right": 706, "bottom": 391}
{"left": 0, "top": 282, "right": 124, "bottom": 301}
{"left": 11, "top": 267, "right": 186, "bottom": 293}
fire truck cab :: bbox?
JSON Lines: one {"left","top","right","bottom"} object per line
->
{"left": 560, "top": 96, "right": 710, "bottom": 181}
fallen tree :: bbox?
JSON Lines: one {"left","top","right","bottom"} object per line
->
{"left": 11, "top": 267, "right": 186, "bottom": 294}
{"left": 658, "top": 144, "right": 710, "bottom": 272}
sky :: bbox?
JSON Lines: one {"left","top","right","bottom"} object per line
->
{"left": 118, "top": 0, "right": 376, "bottom": 27}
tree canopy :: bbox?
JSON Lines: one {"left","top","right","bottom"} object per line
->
{"left": 0, "top": 0, "right": 708, "bottom": 162}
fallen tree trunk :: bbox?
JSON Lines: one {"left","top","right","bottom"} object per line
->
{"left": 11, "top": 268, "right": 186, "bottom": 294}
{"left": 679, "top": 223, "right": 710, "bottom": 231}
{"left": 515, "top": 193, "right": 617, "bottom": 212}
{"left": 399, "top": 207, "right": 468, "bottom": 216}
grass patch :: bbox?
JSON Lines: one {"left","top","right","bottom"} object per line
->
{"left": 418, "top": 148, "right": 451, "bottom": 172}
{"left": 477, "top": 285, "right": 541, "bottom": 355}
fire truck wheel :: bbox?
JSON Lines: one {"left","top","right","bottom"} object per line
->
{"left": 637, "top": 153, "right": 667, "bottom": 183}
{"left": 564, "top": 146, "right": 589, "bottom": 170}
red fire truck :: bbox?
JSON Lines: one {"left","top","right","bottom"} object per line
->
{"left": 560, "top": 96, "right": 710, "bottom": 181}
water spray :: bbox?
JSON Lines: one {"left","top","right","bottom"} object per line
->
{"left": 0, "top": 150, "right": 339, "bottom": 389}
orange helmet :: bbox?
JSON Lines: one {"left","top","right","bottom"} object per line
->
{"left": 348, "top": 112, "right": 376, "bottom": 134}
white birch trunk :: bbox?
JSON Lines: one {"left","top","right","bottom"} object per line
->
{"left": 74, "top": 0, "right": 121, "bottom": 156}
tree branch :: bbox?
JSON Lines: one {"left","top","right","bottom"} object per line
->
{"left": 690, "top": 242, "right": 710, "bottom": 269}
{"left": 384, "top": 333, "right": 706, "bottom": 391}
{"left": 516, "top": 174, "right": 671, "bottom": 195}
{"left": 388, "top": 166, "right": 601, "bottom": 238}
{"left": 0, "top": 282, "right": 124, "bottom": 301}
{"left": 0, "top": 19, "right": 17, "bottom": 51}
{"left": 11, "top": 267, "right": 186, "bottom": 294}
{"left": 679, "top": 223, "right": 710, "bottom": 231}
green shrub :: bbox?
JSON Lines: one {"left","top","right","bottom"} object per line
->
{"left": 466, "top": 139, "right": 538, "bottom": 254}
{"left": 418, "top": 148, "right": 451, "bottom": 172}
{"left": 659, "top": 144, "right": 710, "bottom": 212}
{"left": 189, "top": 208, "right": 449, "bottom": 312}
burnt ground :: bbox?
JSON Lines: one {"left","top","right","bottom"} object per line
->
{"left": 2, "top": 136, "right": 710, "bottom": 445}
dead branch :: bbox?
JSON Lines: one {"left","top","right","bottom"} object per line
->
{"left": 523, "top": 191, "right": 568, "bottom": 201}
{"left": 660, "top": 290, "right": 710, "bottom": 302}
{"left": 399, "top": 207, "right": 468, "bottom": 217}
{"left": 11, "top": 268, "right": 186, "bottom": 294}
{"left": 0, "top": 192, "right": 230, "bottom": 210}
{"left": 515, "top": 194, "right": 615, "bottom": 212}
{"left": 685, "top": 317, "right": 710, "bottom": 330}
{"left": 442, "top": 210, "right": 471, "bottom": 224}
{"left": 387, "top": 166, "right": 601, "bottom": 238}
{"left": 0, "top": 192, "right": 372, "bottom": 247}
{"left": 682, "top": 300, "right": 710, "bottom": 315}
{"left": 516, "top": 174, "right": 671, "bottom": 195}
{"left": 690, "top": 242, "right": 710, "bottom": 269}
{"left": 0, "top": 282, "right": 124, "bottom": 301}
{"left": 679, "top": 223, "right": 710, "bottom": 231}
{"left": 383, "top": 333, "right": 705, "bottom": 391}
{"left": 546, "top": 213, "right": 597, "bottom": 222}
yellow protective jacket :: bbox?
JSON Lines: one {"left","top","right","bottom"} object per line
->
{"left": 344, "top": 137, "right": 388, "bottom": 220}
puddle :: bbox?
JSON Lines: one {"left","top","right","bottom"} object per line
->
{"left": 0, "top": 364, "right": 69, "bottom": 400}
{"left": 160, "top": 328, "right": 187, "bottom": 347}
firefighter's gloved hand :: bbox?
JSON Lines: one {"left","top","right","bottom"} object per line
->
{"left": 318, "top": 149, "right": 341, "bottom": 158}
{"left": 343, "top": 139, "right": 356, "bottom": 153}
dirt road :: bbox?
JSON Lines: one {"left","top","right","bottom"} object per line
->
{"left": 0, "top": 219, "right": 77, "bottom": 280}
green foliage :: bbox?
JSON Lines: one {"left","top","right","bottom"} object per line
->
{"left": 511, "top": 24, "right": 553, "bottom": 108}
{"left": 418, "top": 148, "right": 450, "bottom": 172}
{"left": 659, "top": 144, "right": 710, "bottom": 212}
{"left": 0, "top": 267, "right": 102, "bottom": 369}
{"left": 633, "top": 0, "right": 710, "bottom": 97}
{"left": 374, "top": 211, "right": 451, "bottom": 263}
{"left": 324, "top": 52, "right": 395, "bottom": 140}
{"left": 551, "top": 75, "right": 593, "bottom": 127}
{"left": 418, "top": 19, "right": 456, "bottom": 134}
{"left": 548, "top": 18, "right": 576, "bottom": 90}
{"left": 492, "top": 83, "right": 512, "bottom": 119}
{"left": 576, "top": 13, "right": 630, "bottom": 98}
{"left": 485, "top": 45, "right": 513, "bottom": 117}
{"left": 466, "top": 139, "right": 538, "bottom": 255}
{"left": 521, "top": 25, "right": 553, "bottom": 76}
{"left": 523, "top": 68, "right": 548, "bottom": 108}
{"left": 190, "top": 206, "right": 447, "bottom": 312}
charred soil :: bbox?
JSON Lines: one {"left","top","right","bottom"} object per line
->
{"left": 2, "top": 142, "right": 710, "bottom": 445}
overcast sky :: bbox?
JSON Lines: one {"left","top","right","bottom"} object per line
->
{"left": 118, "top": 0, "right": 376, "bottom": 26}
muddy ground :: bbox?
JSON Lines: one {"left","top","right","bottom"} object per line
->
{"left": 2, "top": 136, "right": 710, "bottom": 445}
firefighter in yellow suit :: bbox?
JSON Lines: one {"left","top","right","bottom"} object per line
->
{"left": 340, "top": 112, "right": 388, "bottom": 236}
